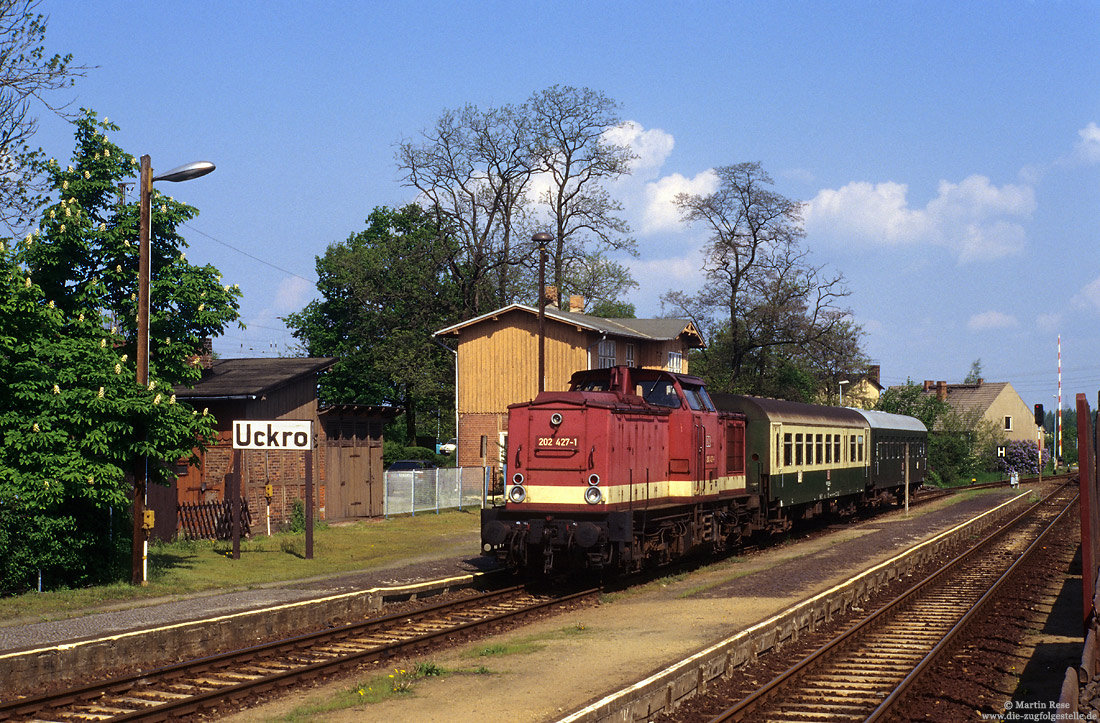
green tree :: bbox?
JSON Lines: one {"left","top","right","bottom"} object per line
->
{"left": 664, "top": 162, "right": 864, "bottom": 399}
{"left": 963, "top": 359, "right": 983, "bottom": 384}
{"left": 285, "top": 205, "right": 459, "bottom": 441}
{"left": 0, "top": 0, "right": 86, "bottom": 234}
{"left": 21, "top": 111, "right": 241, "bottom": 386}
{"left": 0, "top": 110, "right": 239, "bottom": 592}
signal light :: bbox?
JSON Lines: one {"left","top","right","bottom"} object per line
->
{"left": 1034, "top": 404, "right": 1044, "bottom": 426}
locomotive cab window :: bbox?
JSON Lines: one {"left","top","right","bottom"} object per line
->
{"left": 638, "top": 380, "right": 681, "bottom": 408}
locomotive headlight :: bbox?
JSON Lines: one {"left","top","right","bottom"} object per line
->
{"left": 508, "top": 484, "right": 527, "bottom": 503}
{"left": 550, "top": 412, "right": 563, "bottom": 426}
{"left": 588, "top": 473, "right": 600, "bottom": 486}
{"left": 584, "top": 486, "right": 602, "bottom": 505}
{"left": 513, "top": 472, "right": 525, "bottom": 485}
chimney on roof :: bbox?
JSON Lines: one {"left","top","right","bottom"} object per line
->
{"left": 569, "top": 295, "right": 585, "bottom": 313}
{"left": 544, "top": 285, "right": 559, "bottom": 309}
{"left": 923, "top": 380, "right": 934, "bottom": 391}
{"left": 868, "top": 364, "right": 880, "bottom": 386}
{"left": 201, "top": 337, "right": 213, "bottom": 369}
{"left": 936, "top": 380, "right": 947, "bottom": 401}
{"left": 976, "top": 378, "right": 983, "bottom": 386}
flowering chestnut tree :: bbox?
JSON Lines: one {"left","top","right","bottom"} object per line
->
{"left": 0, "top": 110, "right": 239, "bottom": 593}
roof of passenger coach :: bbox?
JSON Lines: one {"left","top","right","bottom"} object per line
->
{"left": 711, "top": 393, "right": 868, "bottom": 427}
{"left": 850, "top": 408, "right": 928, "bottom": 433}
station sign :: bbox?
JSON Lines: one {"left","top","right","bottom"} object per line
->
{"left": 233, "top": 420, "right": 312, "bottom": 450}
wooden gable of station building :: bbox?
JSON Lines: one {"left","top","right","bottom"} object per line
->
{"left": 433, "top": 303, "right": 704, "bottom": 470}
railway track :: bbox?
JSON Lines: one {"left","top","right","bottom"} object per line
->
{"left": 0, "top": 584, "right": 598, "bottom": 722}
{"left": 702, "top": 481, "right": 1075, "bottom": 723}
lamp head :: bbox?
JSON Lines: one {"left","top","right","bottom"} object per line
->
{"left": 153, "top": 161, "right": 215, "bottom": 183}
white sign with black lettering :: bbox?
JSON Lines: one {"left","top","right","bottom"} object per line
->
{"left": 233, "top": 420, "right": 312, "bottom": 450}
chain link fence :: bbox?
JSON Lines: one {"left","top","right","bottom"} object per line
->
{"left": 383, "top": 466, "right": 491, "bottom": 517}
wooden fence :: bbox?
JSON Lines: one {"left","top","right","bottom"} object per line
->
{"left": 177, "top": 498, "right": 252, "bottom": 540}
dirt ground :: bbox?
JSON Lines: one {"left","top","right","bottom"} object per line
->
{"left": 218, "top": 491, "right": 1022, "bottom": 723}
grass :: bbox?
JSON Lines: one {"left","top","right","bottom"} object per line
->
{"left": 464, "top": 621, "right": 593, "bottom": 659}
{"left": 0, "top": 508, "right": 480, "bottom": 624}
{"left": 275, "top": 661, "right": 459, "bottom": 720}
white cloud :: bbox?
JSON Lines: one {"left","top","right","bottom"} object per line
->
{"left": 803, "top": 174, "right": 1035, "bottom": 263}
{"left": 967, "top": 311, "right": 1019, "bottom": 331}
{"left": 604, "top": 121, "right": 674, "bottom": 179}
{"left": 1075, "top": 122, "right": 1100, "bottom": 164}
{"left": 1036, "top": 312, "right": 1062, "bottom": 332}
{"left": 625, "top": 253, "right": 706, "bottom": 316}
{"left": 640, "top": 169, "right": 719, "bottom": 235}
{"left": 1073, "top": 276, "right": 1100, "bottom": 313}
{"left": 272, "top": 276, "right": 314, "bottom": 313}
{"left": 781, "top": 167, "right": 815, "bottom": 184}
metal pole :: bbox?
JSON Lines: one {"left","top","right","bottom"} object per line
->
{"left": 232, "top": 450, "right": 241, "bottom": 560}
{"left": 305, "top": 448, "right": 314, "bottom": 559}
{"left": 132, "top": 155, "right": 152, "bottom": 586}
{"left": 533, "top": 233, "right": 551, "bottom": 394}
{"left": 904, "top": 443, "right": 910, "bottom": 515}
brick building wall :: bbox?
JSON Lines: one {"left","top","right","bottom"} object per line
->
{"left": 179, "top": 432, "right": 327, "bottom": 528}
{"left": 458, "top": 412, "right": 508, "bottom": 470}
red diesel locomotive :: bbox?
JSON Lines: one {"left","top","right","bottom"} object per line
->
{"left": 481, "top": 365, "right": 749, "bottom": 574}
{"left": 480, "top": 365, "right": 927, "bottom": 575}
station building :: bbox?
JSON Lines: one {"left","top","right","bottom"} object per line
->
{"left": 432, "top": 300, "right": 704, "bottom": 475}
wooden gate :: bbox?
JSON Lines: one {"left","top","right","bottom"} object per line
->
{"left": 321, "top": 409, "right": 387, "bottom": 518}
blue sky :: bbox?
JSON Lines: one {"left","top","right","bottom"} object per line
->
{"left": 29, "top": 1, "right": 1100, "bottom": 413}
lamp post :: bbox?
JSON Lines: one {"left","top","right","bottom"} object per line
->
{"left": 838, "top": 380, "right": 850, "bottom": 406}
{"left": 133, "top": 155, "right": 215, "bottom": 585}
{"left": 533, "top": 233, "right": 551, "bottom": 394}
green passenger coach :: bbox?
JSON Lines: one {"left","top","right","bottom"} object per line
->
{"left": 712, "top": 394, "right": 873, "bottom": 518}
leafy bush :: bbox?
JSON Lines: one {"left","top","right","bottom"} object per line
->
{"left": 995, "top": 439, "right": 1050, "bottom": 475}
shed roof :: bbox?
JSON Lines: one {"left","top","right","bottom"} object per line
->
{"left": 174, "top": 357, "right": 336, "bottom": 399}
{"left": 433, "top": 303, "right": 705, "bottom": 348}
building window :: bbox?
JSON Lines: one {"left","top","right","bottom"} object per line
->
{"left": 1004, "top": 416, "right": 1012, "bottom": 431}
{"left": 668, "top": 350, "right": 683, "bottom": 373}
{"left": 598, "top": 339, "right": 616, "bottom": 368}
{"left": 625, "top": 343, "right": 635, "bottom": 367}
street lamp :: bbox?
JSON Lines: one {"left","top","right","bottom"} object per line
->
{"left": 838, "top": 380, "right": 850, "bottom": 406}
{"left": 533, "top": 232, "right": 551, "bottom": 394}
{"left": 133, "top": 155, "right": 215, "bottom": 585}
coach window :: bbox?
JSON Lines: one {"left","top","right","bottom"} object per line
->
{"left": 795, "top": 433, "right": 803, "bottom": 465}
{"left": 805, "top": 434, "right": 813, "bottom": 465}
{"left": 834, "top": 435, "right": 841, "bottom": 464}
{"left": 857, "top": 435, "right": 865, "bottom": 462}
{"left": 850, "top": 435, "right": 856, "bottom": 463}
{"left": 784, "top": 433, "right": 793, "bottom": 466}
{"left": 815, "top": 434, "right": 823, "bottom": 465}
